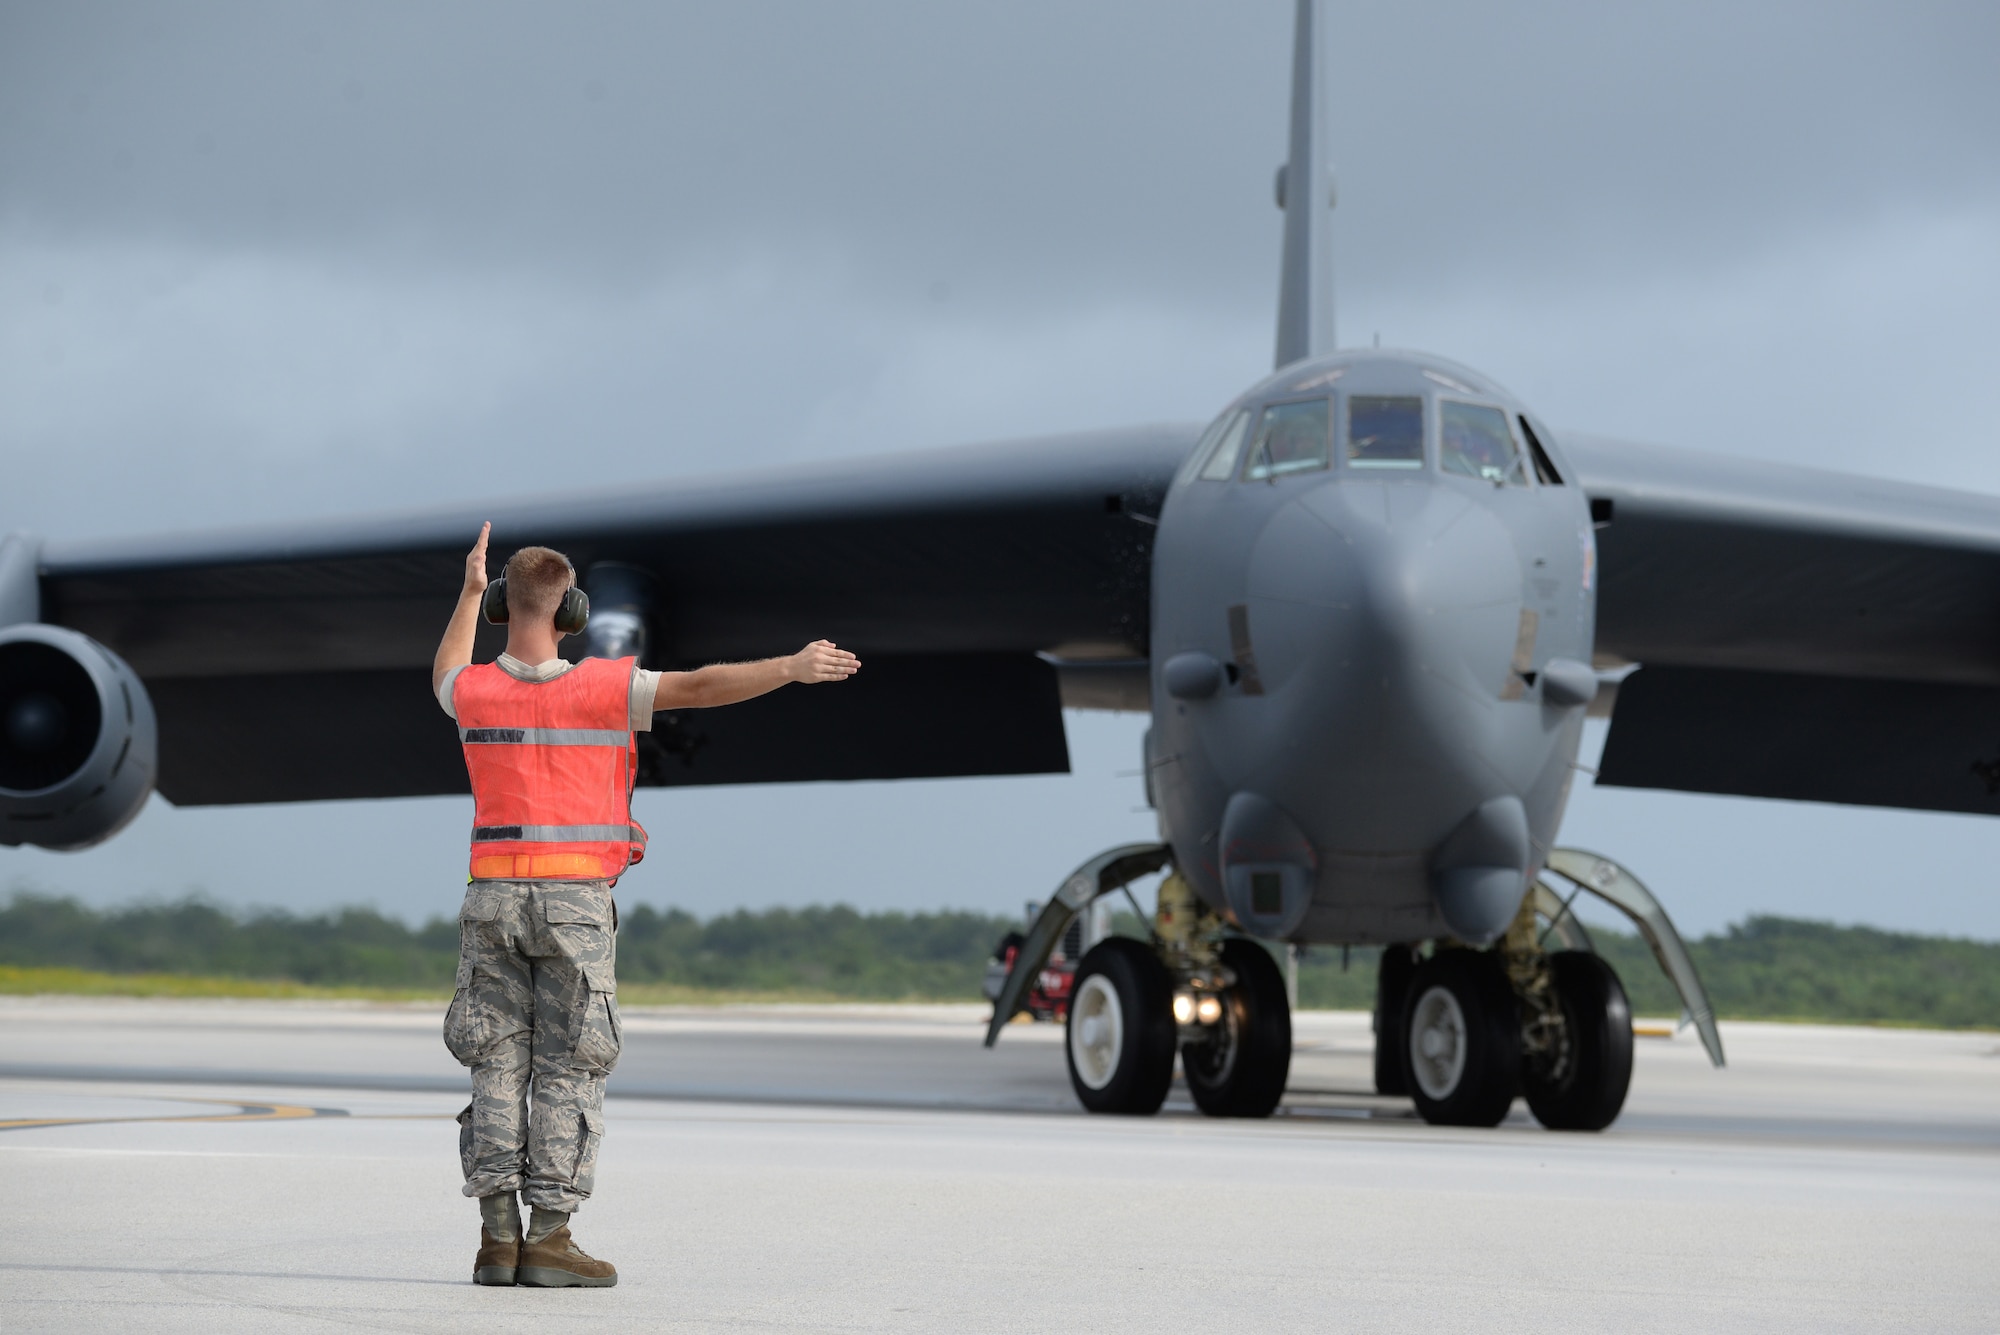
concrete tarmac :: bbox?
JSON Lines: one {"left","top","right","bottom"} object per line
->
{"left": 4, "top": 997, "right": 1998, "bottom": 1332}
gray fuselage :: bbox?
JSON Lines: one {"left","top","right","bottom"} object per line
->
{"left": 1149, "top": 350, "right": 1598, "bottom": 947}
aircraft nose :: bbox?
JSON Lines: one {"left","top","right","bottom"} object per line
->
{"left": 1246, "top": 478, "right": 1518, "bottom": 674}
{"left": 1238, "top": 478, "right": 1524, "bottom": 847}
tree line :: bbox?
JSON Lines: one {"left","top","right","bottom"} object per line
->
{"left": 0, "top": 892, "right": 1994, "bottom": 1028}
{"left": 1289, "top": 918, "right": 2000, "bottom": 1028}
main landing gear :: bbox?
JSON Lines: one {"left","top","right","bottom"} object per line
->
{"left": 1401, "top": 949, "right": 1523, "bottom": 1127}
{"left": 1391, "top": 941, "right": 1633, "bottom": 1130}
{"left": 1374, "top": 849, "right": 1725, "bottom": 1131}
{"left": 1061, "top": 887, "right": 1293, "bottom": 1117}
{"left": 1066, "top": 937, "right": 1176, "bottom": 1113}
{"left": 988, "top": 845, "right": 1720, "bottom": 1133}
{"left": 985, "top": 844, "right": 1293, "bottom": 1118}
{"left": 1384, "top": 939, "right": 1632, "bottom": 1127}
{"left": 1180, "top": 938, "right": 1291, "bottom": 1117}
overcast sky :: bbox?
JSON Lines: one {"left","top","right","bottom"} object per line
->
{"left": 4, "top": 1, "right": 1999, "bottom": 939}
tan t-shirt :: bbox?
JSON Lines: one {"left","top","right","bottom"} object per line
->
{"left": 437, "top": 654, "right": 663, "bottom": 731}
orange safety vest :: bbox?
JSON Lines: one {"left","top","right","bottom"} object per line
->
{"left": 455, "top": 656, "right": 649, "bottom": 882}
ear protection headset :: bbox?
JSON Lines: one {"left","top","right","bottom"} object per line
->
{"left": 482, "top": 579, "right": 591, "bottom": 635}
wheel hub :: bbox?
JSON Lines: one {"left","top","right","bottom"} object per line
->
{"left": 1068, "top": 973, "right": 1125, "bottom": 1091}
{"left": 1408, "top": 983, "right": 1468, "bottom": 1100}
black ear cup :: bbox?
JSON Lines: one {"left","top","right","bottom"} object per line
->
{"left": 481, "top": 579, "right": 510, "bottom": 624}
{"left": 480, "top": 577, "right": 586, "bottom": 632}
{"left": 554, "top": 586, "right": 591, "bottom": 635}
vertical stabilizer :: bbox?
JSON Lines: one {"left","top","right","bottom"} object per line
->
{"left": 1273, "top": 0, "right": 1335, "bottom": 368}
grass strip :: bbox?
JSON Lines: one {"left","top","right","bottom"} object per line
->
{"left": 0, "top": 965, "right": 450, "bottom": 1001}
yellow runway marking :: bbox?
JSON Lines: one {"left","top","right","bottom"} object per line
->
{"left": 0, "top": 1098, "right": 339, "bottom": 1132}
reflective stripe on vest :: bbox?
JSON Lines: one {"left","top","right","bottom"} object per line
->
{"left": 460, "top": 727, "right": 632, "bottom": 746}
{"left": 472, "top": 824, "right": 645, "bottom": 843}
{"left": 453, "top": 656, "right": 646, "bottom": 882}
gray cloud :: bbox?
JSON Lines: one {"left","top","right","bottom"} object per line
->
{"left": 6, "top": 2, "right": 1993, "bottom": 293}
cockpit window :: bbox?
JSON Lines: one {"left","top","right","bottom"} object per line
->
{"left": 1194, "top": 409, "right": 1251, "bottom": 482}
{"left": 1347, "top": 396, "right": 1424, "bottom": 469}
{"left": 1441, "top": 400, "right": 1526, "bottom": 484}
{"left": 1242, "top": 399, "right": 1331, "bottom": 481}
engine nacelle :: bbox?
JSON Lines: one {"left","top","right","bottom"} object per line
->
{"left": 0, "top": 624, "right": 157, "bottom": 850}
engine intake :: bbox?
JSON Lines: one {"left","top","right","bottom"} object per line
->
{"left": 0, "top": 624, "right": 157, "bottom": 850}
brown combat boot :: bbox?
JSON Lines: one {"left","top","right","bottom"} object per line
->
{"left": 517, "top": 1225, "right": 618, "bottom": 1288}
{"left": 473, "top": 1227, "right": 519, "bottom": 1286}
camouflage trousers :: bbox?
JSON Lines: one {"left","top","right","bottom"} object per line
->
{"left": 444, "top": 879, "right": 622, "bottom": 1213}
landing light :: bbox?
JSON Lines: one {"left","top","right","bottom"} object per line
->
{"left": 1174, "top": 990, "right": 1226, "bottom": 1025}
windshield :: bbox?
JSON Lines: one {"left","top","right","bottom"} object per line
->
{"left": 1348, "top": 396, "right": 1424, "bottom": 469}
{"left": 1195, "top": 409, "right": 1251, "bottom": 481}
{"left": 1243, "top": 399, "right": 1331, "bottom": 480}
{"left": 1441, "top": 400, "right": 1525, "bottom": 484}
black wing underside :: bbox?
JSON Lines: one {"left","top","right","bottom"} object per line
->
{"left": 41, "top": 417, "right": 2000, "bottom": 819}
{"left": 1564, "top": 433, "right": 2000, "bottom": 817}
{"left": 42, "top": 426, "right": 1194, "bottom": 805}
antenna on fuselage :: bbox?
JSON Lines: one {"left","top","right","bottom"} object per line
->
{"left": 1273, "top": 0, "right": 1335, "bottom": 369}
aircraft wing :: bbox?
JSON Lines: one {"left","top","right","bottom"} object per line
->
{"left": 1561, "top": 432, "right": 2000, "bottom": 816}
{"left": 39, "top": 425, "right": 1196, "bottom": 806}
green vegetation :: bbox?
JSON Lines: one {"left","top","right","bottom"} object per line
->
{"left": 0, "top": 894, "right": 461, "bottom": 987}
{"left": 617, "top": 903, "right": 1015, "bottom": 998}
{"left": 0, "top": 894, "right": 1014, "bottom": 1003}
{"left": 1293, "top": 945, "right": 1385, "bottom": 1011}
{"left": 1290, "top": 916, "right": 2000, "bottom": 1028}
{"left": 1589, "top": 915, "right": 2000, "bottom": 1029}
{"left": 0, "top": 893, "right": 1994, "bottom": 1028}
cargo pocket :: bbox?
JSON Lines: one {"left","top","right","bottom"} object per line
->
{"left": 573, "top": 960, "right": 622, "bottom": 1074}
{"left": 456, "top": 1102, "right": 476, "bottom": 1179}
{"left": 442, "top": 956, "right": 483, "bottom": 1066}
{"left": 541, "top": 884, "right": 610, "bottom": 930}
{"left": 461, "top": 884, "right": 505, "bottom": 923}
{"left": 575, "top": 1104, "right": 605, "bottom": 1198}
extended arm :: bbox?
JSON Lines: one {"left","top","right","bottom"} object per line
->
{"left": 432, "top": 522, "right": 491, "bottom": 695}
{"left": 653, "top": 640, "right": 859, "bottom": 710}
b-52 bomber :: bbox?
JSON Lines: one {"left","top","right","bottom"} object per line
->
{"left": 5, "top": 2, "right": 1999, "bottom": 1131}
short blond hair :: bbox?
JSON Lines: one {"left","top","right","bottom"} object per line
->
{"left": 504, "top": 547, "right": 575, "bottom": 625}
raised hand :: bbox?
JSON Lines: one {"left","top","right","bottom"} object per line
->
{"left": 463, "top": 523, "right": 491, "bottom": 595}
{"left": 790, "top": 640, "right": 860, "bottom": 683}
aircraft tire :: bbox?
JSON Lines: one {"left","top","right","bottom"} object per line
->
{"left": 1185, "top": 938, "right": 1292, "bottom": 1118}
{"left": 1523, "top": 951, "right": 1634, "bottom": 1132}
{"left": 1065, "top": 938, "right": 1176, "bottom": 1115}
{"left": 1373, "top": 944, "right": 1417, "bottom": 1096}
{"left": 1402, "top": 950, "right": 1519, "bottom": 1127}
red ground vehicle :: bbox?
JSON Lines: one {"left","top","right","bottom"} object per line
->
{"left": 982, "top": 902, "right": 1110, "bottom": 1022}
